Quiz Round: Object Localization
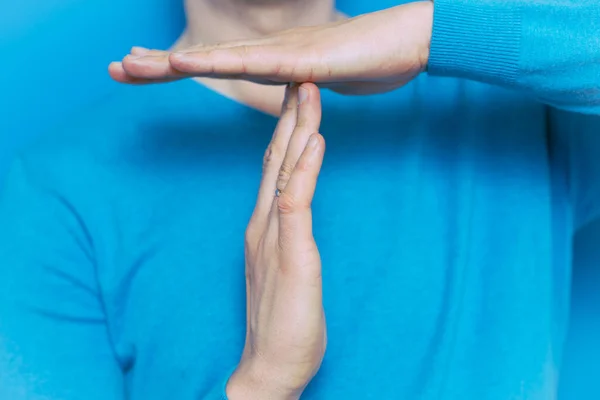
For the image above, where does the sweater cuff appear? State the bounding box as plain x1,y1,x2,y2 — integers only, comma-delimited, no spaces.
427,0,522,86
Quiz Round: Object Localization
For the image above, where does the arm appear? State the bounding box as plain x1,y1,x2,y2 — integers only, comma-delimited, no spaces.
428,0,600,115
109,0,599,114
0,155,124,399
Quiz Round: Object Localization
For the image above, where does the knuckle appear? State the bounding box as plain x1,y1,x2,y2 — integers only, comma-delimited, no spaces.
277,161,294,185
277,192,297,214
277,191,309,215
262,144,283,172
262,145,274,171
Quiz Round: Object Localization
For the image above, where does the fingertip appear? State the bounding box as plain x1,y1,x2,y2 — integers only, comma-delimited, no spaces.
312,133,325,148
121,54,181,80
108,61,121,72
295,133,325,175
108,62,128,82
307,132,319,145
298,85,309,106
300,82,320,98
130,46,150,56
307,133,325,157
304,134,326,175
296,84,322,130
132,47,168,57
108,61,157,85
298,83,321,108
300,82,319,91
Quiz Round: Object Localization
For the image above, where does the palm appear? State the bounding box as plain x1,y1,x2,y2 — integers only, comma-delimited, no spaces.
246,238,325,386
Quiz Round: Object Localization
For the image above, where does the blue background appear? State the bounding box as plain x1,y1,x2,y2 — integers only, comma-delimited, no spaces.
0,0,597,398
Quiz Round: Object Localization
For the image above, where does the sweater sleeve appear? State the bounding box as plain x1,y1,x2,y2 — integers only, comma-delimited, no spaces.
427,0,600,115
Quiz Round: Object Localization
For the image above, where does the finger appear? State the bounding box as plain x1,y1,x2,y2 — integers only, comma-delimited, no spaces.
251,84,299,227
108,62,180,85
109,60,285,86
130,47,168,57
114,39,267,81
277,133,325,245
121,53,275,82
276,83,321,192
109,47,170,84
121,54,189,80
168,44,299,82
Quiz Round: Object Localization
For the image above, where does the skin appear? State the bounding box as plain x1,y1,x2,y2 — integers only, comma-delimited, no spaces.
229,83,326,400
109,2,433,97
107,1,433,396
109,0,342,115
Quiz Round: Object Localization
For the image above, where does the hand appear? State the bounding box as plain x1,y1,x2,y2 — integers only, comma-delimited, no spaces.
226,83,326,400
109,1,433,94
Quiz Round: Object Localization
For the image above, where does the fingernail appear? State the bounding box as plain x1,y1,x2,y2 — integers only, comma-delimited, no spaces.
307,134,319,149
171,52,189,60
298,86,308,106
131,46,150,55
126,55,141,61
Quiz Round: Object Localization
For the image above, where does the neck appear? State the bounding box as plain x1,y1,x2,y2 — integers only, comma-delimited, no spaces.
176,0,340,116
181,0,338,46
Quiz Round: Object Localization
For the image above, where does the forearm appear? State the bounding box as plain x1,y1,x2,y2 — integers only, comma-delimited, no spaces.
427,0,600,114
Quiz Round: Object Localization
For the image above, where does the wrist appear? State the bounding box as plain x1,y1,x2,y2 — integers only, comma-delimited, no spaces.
415,0,434,72
392,0,433,73
226,362,302,400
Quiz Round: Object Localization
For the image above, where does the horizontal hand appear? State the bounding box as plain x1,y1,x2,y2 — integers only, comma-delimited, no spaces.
109,1,433,95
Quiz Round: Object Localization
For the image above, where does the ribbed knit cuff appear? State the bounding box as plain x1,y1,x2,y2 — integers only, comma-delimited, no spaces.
427,0,522,86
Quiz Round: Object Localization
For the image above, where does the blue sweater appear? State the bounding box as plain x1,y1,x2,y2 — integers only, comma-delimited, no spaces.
1,1,599,399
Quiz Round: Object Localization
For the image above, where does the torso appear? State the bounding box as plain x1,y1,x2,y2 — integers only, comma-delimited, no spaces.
45,76,571,399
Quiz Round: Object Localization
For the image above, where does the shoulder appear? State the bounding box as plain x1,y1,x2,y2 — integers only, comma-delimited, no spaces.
9,80,232,195
2,79,277,217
